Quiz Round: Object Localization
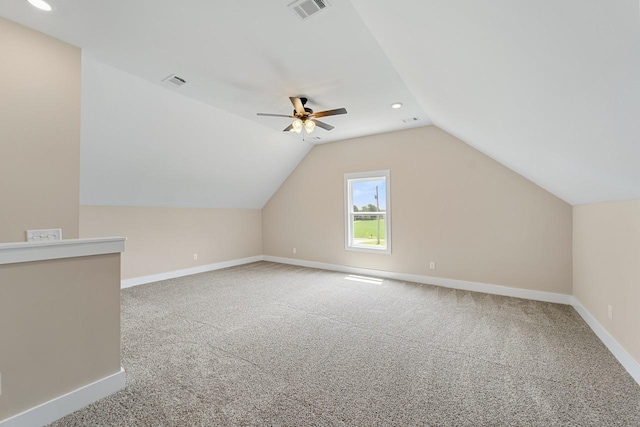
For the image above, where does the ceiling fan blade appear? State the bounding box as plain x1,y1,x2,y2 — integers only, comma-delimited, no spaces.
312,119,334,131
310,108,347,118
290,97,305,115
283,124,294,132
257,113,295,118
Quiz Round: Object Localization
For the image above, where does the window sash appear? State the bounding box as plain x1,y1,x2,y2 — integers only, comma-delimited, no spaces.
350,212,385,216
344,170,391,254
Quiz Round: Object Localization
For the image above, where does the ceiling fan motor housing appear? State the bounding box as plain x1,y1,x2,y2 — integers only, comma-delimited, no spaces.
293,97,313,116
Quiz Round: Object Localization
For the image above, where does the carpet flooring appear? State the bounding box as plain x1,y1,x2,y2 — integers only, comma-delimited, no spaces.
51,261,640,426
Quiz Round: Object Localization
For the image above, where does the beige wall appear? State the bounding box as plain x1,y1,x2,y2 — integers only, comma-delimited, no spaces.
80,206,262,279
0,254,122,420
263,126,573,294
0,17,81,243
573,200,640,364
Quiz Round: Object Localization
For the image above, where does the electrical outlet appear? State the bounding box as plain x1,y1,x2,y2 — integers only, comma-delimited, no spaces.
429,261,436,270
608,305,613,320
26,228,62,242
293,248,297,254
193,254,198,261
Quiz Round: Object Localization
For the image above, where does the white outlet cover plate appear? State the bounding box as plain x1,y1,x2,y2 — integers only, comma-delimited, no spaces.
26,228,63,242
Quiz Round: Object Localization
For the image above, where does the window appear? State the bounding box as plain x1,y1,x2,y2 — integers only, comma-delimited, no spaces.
344,170,391,253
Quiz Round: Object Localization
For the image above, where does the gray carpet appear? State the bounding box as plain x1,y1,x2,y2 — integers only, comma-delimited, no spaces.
51,261,640,426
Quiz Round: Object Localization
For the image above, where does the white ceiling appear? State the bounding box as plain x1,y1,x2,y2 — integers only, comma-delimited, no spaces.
0,0,429,145
350,0,640,205
79,57,311,209
1,0,639,206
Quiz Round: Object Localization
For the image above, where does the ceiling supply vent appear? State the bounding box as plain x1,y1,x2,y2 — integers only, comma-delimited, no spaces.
288,0,330,20
402,117,420,123
161,74,187,88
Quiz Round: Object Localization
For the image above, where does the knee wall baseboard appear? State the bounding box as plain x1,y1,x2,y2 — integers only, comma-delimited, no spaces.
120,256,264,289
571,298,640,386
262,255,572,304
0,368,125,427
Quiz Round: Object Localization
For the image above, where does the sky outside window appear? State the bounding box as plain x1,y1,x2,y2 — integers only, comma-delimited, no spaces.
352,179,386,211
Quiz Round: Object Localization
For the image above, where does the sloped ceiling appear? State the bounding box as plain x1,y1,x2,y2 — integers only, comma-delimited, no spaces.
79,58,311,209
1,0,639,207
350,0,640,205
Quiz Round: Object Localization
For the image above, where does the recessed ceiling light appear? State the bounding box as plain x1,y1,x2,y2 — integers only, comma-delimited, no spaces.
391,102,403,109
27,0,52,11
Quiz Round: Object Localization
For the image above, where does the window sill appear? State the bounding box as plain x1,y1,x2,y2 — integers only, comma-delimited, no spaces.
345,245,391,255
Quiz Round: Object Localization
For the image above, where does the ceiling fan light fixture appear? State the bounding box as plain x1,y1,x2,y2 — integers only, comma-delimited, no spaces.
304,119,316,133
258,97,346,134
292,118,303,134
27,0,52,11
391,102,403,109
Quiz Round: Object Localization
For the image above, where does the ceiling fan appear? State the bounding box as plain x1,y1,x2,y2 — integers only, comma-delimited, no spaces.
257,97,347,134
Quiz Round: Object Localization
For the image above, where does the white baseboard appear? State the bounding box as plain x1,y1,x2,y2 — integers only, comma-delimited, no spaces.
571,298,640,385
121,256,263,289
0,368,125,427
262,256,572,305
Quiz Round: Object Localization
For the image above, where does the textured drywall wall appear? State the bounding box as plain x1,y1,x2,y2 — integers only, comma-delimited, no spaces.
573,200,640,364
0,17,80,243
0,254,121,420
80,206,262,279
263,126,573,294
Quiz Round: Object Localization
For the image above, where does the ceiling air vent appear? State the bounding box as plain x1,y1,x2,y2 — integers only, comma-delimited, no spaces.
161,74,187,88
402,117,420,124
288,0,330,20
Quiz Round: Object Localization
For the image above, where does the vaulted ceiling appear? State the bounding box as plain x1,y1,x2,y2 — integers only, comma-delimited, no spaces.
1,0,638,207
350,0,640,205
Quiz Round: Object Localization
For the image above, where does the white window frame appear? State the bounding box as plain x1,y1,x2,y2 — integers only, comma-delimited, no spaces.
344,170,391,254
